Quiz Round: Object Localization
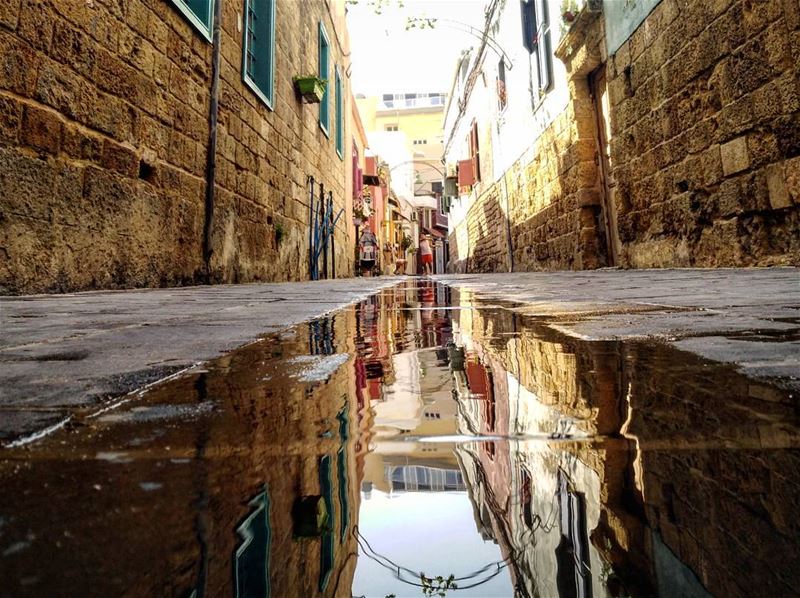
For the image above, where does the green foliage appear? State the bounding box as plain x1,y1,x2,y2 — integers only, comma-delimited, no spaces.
346,0,405,14
274,220,284,245
420,573,458,597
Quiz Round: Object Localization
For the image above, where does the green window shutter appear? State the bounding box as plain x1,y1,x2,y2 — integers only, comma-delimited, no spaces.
169,0,214,40
319,22,330,135
243,0,276,108
234,489,271,598
335,67,343,158
318,455,334,591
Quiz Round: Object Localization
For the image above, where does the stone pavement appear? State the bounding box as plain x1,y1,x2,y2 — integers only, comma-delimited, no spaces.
436,267,800,389
2,268,798,446
0,277,400,445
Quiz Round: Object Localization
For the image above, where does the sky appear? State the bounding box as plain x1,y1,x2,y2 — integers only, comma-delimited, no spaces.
352,490,514,597
346,0,489,96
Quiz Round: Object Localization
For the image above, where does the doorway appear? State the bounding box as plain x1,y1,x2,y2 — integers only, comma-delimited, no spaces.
590,66,621,266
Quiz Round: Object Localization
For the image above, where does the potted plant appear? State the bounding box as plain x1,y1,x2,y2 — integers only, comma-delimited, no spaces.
353,205,366,226
400,234,413,254
293,75,327,103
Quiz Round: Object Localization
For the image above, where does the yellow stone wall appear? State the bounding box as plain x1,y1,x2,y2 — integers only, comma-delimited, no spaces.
0,0,354,294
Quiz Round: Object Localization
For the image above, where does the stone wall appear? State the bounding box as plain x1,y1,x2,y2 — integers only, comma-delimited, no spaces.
449,105,608,272
0,0,353,294
448,0,800,272
608,0,800,267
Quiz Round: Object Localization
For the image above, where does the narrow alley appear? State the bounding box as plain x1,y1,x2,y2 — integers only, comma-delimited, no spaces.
1,0,799,596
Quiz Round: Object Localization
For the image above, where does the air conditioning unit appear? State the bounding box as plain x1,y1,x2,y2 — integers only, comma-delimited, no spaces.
410,212,418,222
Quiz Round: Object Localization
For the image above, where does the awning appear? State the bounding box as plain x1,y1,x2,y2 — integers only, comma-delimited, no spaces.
363,174,381,186
423,226,446,239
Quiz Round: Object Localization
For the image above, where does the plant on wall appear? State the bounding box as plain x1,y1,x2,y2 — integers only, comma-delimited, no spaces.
293,75,327,103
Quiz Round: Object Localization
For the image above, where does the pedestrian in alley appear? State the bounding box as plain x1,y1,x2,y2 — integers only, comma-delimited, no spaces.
419,234,434,275
358,228,378,276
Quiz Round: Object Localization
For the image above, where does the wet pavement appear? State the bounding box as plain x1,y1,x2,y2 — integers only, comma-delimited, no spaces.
1,281,799,597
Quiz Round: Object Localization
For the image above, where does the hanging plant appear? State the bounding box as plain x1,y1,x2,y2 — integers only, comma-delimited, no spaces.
293,75,327,103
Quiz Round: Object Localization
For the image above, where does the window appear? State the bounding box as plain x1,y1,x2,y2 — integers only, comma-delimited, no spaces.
385,124,398,131
336,407,349,543
460,56,470,85
521,0,552,93
168,0,214,40
497,58,507,111
335,66,343,158
319,455,335,591
413,139,428,145
468,120,481,182
234,489,271,598
242,0,275,109
318,22,330,136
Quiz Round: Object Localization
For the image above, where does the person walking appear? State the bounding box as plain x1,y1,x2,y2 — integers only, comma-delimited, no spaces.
358,228,378,276
419,234,434,275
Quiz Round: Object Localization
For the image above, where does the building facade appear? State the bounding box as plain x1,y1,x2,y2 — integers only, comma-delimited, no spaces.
1,0,356,294
444,0,800,273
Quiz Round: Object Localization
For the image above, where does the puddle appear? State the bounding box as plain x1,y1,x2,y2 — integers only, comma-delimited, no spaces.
0,281,798,597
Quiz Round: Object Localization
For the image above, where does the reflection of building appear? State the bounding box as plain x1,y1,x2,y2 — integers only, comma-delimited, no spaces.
356,281,460,495
451,297,800,598
0,313,363,598
385,464,466,493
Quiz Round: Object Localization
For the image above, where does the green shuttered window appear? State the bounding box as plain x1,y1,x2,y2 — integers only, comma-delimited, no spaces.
335,66,343,158
319,22,331,136
169,0,214,41
243,0,276,109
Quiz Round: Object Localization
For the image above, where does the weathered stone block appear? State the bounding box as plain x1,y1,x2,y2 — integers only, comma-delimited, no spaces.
773,113,800,158
785,156,800,204
0,95,21,142
721,136,751,175
747,131,781,168
52,20,96,78
119,27,157,77
784,0,800,30
62,125,103,161
86,93,136,141
0,0,21,30
0,32,40,95
766,162,792,209
34,58,94,122
101,140,138,177
21,104,61,154
17,0,53,51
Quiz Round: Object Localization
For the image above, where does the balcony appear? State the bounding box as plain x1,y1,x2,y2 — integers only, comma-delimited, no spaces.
379,93,447,111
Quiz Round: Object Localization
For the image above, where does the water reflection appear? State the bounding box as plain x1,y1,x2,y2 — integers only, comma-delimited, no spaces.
0,281,798,598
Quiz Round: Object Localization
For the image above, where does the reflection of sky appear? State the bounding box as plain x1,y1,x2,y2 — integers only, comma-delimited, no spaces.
352,490,513,597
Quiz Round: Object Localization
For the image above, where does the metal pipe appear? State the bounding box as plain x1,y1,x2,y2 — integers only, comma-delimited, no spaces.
202,0,223,281
315,182,325,280
323,193,330,280
308,176,315,278
330,193,336,279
